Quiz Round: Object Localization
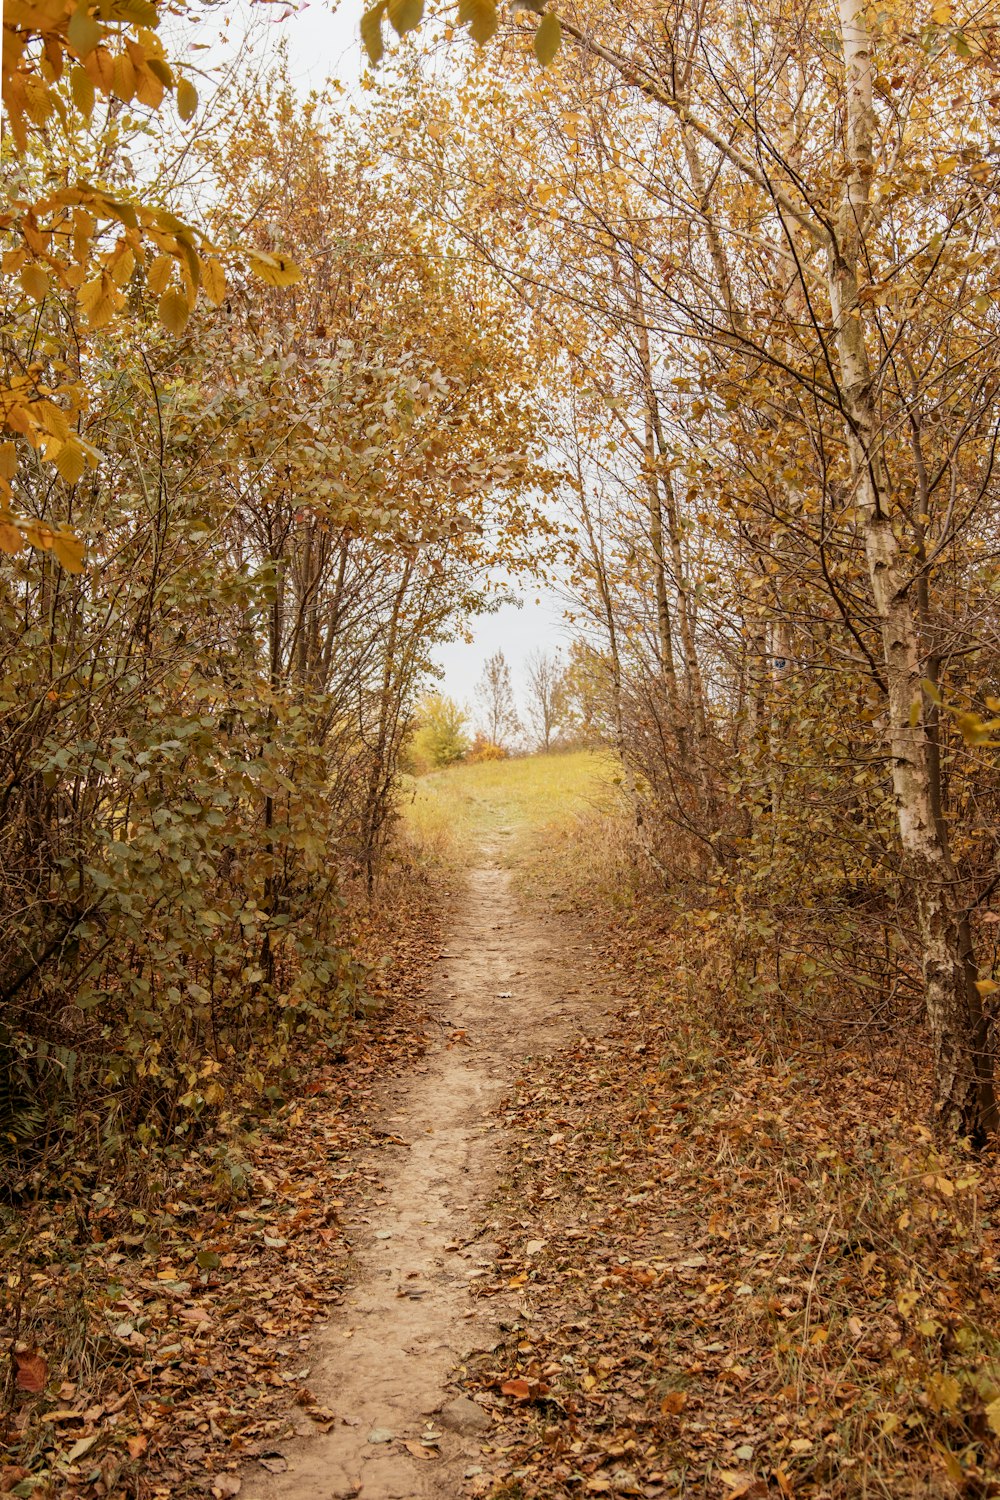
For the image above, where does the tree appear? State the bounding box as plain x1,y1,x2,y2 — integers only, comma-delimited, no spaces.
368,0,1000,1140
409,694,470,770
524,650,566,752
476,651,521,750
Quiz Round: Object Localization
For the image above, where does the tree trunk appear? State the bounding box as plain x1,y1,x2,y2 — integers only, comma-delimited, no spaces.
833,0,996,1141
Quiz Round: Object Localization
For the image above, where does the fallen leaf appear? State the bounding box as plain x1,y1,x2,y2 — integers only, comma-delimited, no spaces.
212,1477,242,1498
403,1439,440,1460
660,1390,687,1415
500,1378,532,1400
259,1453,288,1474
14,1351,47,1394
64,1433,100,1464
305,1405,338,1432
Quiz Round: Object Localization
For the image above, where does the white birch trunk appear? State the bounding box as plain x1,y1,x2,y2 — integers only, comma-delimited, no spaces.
833,0,995,1140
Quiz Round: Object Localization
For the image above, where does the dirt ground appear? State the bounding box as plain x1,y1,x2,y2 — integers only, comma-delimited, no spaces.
242,836,609,1500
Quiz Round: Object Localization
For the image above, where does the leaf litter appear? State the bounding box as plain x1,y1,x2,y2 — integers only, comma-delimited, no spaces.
0,878,446,1498
458,893,1000,1499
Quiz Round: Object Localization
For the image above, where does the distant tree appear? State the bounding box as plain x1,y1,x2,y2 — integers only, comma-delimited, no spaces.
561,640,614,747
476,651,521,749
409,693,469,770
524,650,567,752
467,732,507,763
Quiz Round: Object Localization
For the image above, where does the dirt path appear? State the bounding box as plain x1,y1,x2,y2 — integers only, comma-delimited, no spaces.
243,840,607,1500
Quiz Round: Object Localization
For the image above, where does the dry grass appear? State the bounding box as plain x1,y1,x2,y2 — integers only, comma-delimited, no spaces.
399,750,619,866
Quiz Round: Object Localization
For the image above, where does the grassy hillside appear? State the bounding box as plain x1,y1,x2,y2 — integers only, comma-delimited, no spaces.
400,750,617,863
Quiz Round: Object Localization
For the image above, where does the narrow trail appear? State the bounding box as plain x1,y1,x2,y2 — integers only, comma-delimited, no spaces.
244,836,608,1500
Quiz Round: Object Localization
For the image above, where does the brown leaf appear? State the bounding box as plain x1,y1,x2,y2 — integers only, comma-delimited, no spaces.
211,1478,242,1498
305,1405,338,1432
403,1439,440,1460
659,1389,687,1415
14,1350,47,1395
127,1434,148,1458
500,1378,532,1400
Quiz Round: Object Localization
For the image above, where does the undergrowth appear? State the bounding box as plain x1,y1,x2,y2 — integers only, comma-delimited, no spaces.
0,852,444,1498
461,791,1000,1499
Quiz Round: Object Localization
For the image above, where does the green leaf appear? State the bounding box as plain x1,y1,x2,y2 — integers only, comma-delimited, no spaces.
176,77,198,121
387,0,423,35
147,56,175,88
361,3,387,64
533,9,561,66
68,5,102,58
458,0,498,45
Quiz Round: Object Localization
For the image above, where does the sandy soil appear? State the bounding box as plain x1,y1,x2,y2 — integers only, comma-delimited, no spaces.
241,840,607,1500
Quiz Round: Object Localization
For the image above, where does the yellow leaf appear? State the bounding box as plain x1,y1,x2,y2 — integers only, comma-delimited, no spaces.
0,521,24,555
936,156,958,176
387,0,423,35
158,287,190,335
147,57,174,89
247,250,304,288
201,257,227,306
50,530,86,572
110,246,135,287
147,253,174,296
897,1288,920,1317
112,52,137,103
458,0,498,44
85,46,115,93
134,62,164,109
176,77,198,121
975,979,998,997
37,402,70,443
986,1396,1000,1435
925,1371,960,1413
78,275,118,329
361,4,386,65
70,65,96,117
0,444,17,482
53,441,86,486
20,263,49,302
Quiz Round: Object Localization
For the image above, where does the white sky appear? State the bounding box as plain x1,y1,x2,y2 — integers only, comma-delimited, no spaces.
434,588,573,730
200,3,572,723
